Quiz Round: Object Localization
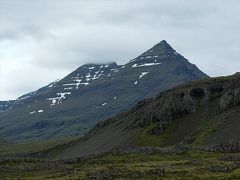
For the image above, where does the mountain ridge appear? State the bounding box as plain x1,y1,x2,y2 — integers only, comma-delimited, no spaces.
0,40,207,142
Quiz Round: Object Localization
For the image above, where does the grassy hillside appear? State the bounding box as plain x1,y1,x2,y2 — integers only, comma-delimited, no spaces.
57,73,240,159
0,137,79,159
136,107,240,147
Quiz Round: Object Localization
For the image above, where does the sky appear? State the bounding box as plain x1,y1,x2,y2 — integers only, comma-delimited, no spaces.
0,0,240,100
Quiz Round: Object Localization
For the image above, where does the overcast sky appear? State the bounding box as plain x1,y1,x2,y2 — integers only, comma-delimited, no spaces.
0,0,240,100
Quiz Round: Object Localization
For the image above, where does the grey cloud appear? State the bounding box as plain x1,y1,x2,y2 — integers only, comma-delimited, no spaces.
0,0,240,99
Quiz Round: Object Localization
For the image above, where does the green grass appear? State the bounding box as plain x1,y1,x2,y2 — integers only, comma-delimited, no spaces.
0,151,240,179
0,136,79,158
192,112,227,146
135,110,234,148
136,120,178,147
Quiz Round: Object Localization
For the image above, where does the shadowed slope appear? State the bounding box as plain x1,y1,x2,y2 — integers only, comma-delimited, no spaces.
59,73,240,159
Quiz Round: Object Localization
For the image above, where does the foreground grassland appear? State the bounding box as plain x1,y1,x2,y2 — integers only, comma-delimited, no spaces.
0,151,240,179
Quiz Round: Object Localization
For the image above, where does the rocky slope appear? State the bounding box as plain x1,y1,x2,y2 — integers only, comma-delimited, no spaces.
0,101,14,112
0,40,207,141
59,73,240,159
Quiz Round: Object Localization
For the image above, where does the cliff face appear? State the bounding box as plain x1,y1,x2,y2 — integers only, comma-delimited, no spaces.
59,73,240,159
132,73,240,133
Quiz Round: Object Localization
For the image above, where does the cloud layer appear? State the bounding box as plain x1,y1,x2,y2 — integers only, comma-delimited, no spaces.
0,0,240,99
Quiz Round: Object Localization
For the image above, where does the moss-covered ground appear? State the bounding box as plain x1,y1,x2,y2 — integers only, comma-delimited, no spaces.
0,151,240,179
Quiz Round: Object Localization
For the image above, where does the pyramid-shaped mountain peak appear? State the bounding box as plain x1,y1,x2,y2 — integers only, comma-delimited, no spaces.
129,40,181,64
145,40,176,55
154,40,174,50
0,38,207,141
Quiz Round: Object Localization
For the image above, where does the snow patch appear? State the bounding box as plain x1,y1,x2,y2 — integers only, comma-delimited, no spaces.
132,62,161,68
146,56,152,58
111,69,119,72
57,92,71,101
80,82,89,85
17,95,30,101
129,58,137,62
48,92,71,106
139,72,148,78
48,98,58,106
0,104,9,107
64,87,73,90
63,79,89,89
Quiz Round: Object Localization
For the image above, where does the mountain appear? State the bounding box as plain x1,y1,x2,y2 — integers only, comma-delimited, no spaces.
0,101,14,112
58,73,240,159
0,40,207,141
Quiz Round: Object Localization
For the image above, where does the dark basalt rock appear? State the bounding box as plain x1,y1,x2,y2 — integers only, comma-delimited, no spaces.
220,89,240,111
130,75,240,137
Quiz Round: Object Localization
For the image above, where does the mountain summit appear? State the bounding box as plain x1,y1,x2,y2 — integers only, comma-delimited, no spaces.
144,40,177,55
129,40,182,66
0,41,207,141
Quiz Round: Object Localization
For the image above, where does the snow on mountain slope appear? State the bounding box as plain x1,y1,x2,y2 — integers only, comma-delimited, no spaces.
0,40,208,141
